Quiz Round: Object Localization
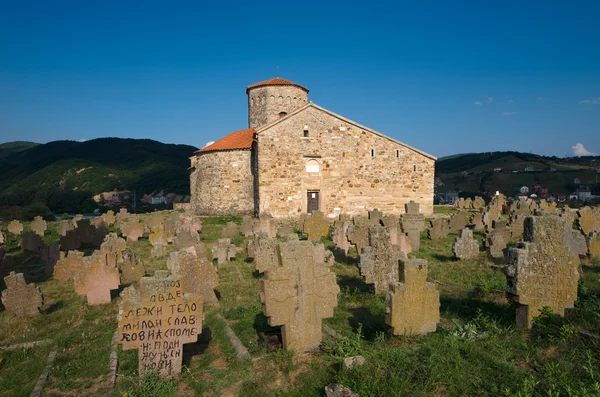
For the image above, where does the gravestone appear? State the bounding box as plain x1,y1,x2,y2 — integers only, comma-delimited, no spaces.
381,214,400,244
121,221,145,243
93,216,107,230
149,225,168,258
176,213,202,235
509,214,525,240
40,243,60,277
1,272,44,317
100,233,127,267
116,208,129,224
482,208,501,230
485,220,511,258
471,212,484,231
102,210,116,226
7,220,23,235
368,209,383,225
145,213,163,232
120,253,146,284
472,196,486,210
385,258,439,335
490,193,506,213
359,224,406,294
221,222,241,239
253,213,277,238
452,228,480,260
253,233,280,273
76,219,96,244
577,206,600,236
74,254,120,305
448,211,469,234
539,200,556,214
276,223,294,238
302,211,329,241
331,220,351,255
240,216,254,237
71,214,84,227
167,247,218,305
118,270,203,379
427,218,449,240
505,216,580,328
212,238,236,264
401,201,425,250
557,206,575,227
57,220,75,236
588,231,600,260
21,232,43,253
260,240,339,352
30,216,47,237
173,229,199,251
59,229,81,251
565,228,587,257
54,251,85,281
347,215,370,254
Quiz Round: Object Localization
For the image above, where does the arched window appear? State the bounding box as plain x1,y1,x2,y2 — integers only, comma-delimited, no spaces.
278,95,283,105
306,159,320,173
279,111,287,118
251,97,255,107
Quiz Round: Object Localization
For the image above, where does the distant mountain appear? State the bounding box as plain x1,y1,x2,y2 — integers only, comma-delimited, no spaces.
435,151,600,196
0,138,197,210
0,141,40,158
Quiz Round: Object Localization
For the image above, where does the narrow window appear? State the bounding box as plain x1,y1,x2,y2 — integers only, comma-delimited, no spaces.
303,125,309,137
370,149,375,157
396,150,399,158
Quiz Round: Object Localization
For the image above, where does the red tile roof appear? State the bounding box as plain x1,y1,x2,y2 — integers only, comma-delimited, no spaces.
196,128,255,153
246,77,309,93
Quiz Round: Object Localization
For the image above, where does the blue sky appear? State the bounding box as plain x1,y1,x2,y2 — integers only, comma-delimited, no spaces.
1,1,599,158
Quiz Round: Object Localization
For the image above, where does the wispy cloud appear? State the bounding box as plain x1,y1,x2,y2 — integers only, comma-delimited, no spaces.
78,138,87,142
507,99,514,103
579,97,600,105
473,101,482,105
485,97,494,104
473,97,493,105
202,141,215,148
502,112,516,116
572,143,597,156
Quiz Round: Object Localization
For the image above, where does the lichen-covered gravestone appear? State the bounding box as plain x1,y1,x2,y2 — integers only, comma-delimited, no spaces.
302,211,329,241
7,220,23,235
253,213,277,238
485,220,511,258
102,210,116,226
359,224,406,294
385,258,439,335
472,196,486,210
30,216,47,237
253,232,280,273
118,270,203,379
401,201,425,250
1,272,44,317
57,220,75,236
120,253,146,284
427,218,449,240
100,233,127,267
211,238,236,264
505,216,580,328
509,214,525,240
448,211,469,234
260,240,339,352
276,222,294,238
577,206,600,236
588,231,600,260
149,225,168,258
331,220,352,255
347,215,370,254
53,250,85,281
74,254,120,305
167,247,218,304
121,221,145,243
221,222,241,239
471,212,484,231
452,228,480,260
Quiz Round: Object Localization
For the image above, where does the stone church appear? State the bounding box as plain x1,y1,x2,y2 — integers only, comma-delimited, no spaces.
189,77,436,218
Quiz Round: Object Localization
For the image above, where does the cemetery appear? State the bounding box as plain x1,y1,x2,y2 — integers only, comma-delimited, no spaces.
0,201,599,396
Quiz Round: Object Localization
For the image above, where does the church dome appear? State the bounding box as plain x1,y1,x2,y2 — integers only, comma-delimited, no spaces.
246,77,309,94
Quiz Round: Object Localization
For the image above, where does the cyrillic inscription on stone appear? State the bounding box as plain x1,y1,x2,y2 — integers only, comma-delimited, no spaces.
167,248,218,304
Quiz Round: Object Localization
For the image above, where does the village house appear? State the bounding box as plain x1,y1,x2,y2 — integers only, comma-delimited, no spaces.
520,186,529,194
188,77,436,218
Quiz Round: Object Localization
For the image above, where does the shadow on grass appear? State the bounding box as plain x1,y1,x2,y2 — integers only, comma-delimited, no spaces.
432,253,456,262
337,275,374,294
253,312,278,335
441,297,515,326
333,250,358,266
582,264,600,274
44,301,66,314
348,306,387,340
182,327,212,367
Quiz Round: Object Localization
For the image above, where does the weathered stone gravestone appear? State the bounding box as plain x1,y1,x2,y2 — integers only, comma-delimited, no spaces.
100,233,127,267
452,228,480,260
385,258,439,335
482,208,501,230
276,223,294,238
588,231,600,260
577,206,600,236
54,251,85,281
115,208,128,224
59,229,81,251
253,213,277,238
490,193,506,213
253,233,280,273
7,220,23,235
401,201,425,250
347,215,370,254
211,238,236,264
448,211,469,234
240,216,254,237
360,224,407,294
57,220,75,236
173,229,200,251
471,212,484,231
565,227,587,258
76,219,96,244
539,200,556,214
331,220,352,255
368,208,383,225
30,216,47,237
149,225,168,258
74,254,120,305
118,270,203,379
485,220,511,258
260,240,339,352
427,218,449,240
472,196,485,210
1,272,44,317
120,253,146,284
302,211,329,241
121,221,145,243
176,213,202,235
557,206,575,227
506,216,580,328
509,214,525,240
102,210,116,226
71,214,84,227
221,222,241,239
145,212,163,232
21,231,43,253
167,248,218,305
40,243,60,277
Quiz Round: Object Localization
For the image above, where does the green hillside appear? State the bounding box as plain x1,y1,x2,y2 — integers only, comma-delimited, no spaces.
0,138,197,211
436,151,600,196
0,141,40,158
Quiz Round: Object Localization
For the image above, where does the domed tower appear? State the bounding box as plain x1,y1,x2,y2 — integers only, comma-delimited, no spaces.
246,77,309,129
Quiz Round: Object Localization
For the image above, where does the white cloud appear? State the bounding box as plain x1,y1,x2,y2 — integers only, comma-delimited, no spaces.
572,143,597,156
78,138,87,142
202,141,215,148
502,112,516,116
579,97,600,105
473,101,482,105
485,97,494,104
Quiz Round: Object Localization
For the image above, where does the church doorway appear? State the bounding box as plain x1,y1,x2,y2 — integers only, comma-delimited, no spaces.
307,191,320,213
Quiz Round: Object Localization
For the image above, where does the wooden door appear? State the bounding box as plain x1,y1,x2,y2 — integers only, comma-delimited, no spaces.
307,191,319,213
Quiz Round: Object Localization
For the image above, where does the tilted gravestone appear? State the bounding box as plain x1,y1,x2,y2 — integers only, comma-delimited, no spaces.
120,253,146,284
471,212,484,232
100,233,127,267
74,253,120,305
588,231,600,260
7,220,23,235
452,228,480,260
347,215,370,254
385,258,439,335
505,216,580,328
30,216,47,237
1,272,44,317
485,220,511,258
121,221,145,243
260,240,339,352
211,238,236,264
359,224,407,294
221,221,241,239
302,211,330,241
427,218,449,240
54,250,85,282
448,211,469,234
102,210,116,226
167,247,218,305
482,208,501,230
331,220,352,255
577,206,600,236
76,219,96,244
240,216,254,237
57,220,75,236
401,201,425,250
118,270,203,379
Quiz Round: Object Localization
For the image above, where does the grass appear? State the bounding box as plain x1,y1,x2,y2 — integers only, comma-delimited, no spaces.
1,213,599,396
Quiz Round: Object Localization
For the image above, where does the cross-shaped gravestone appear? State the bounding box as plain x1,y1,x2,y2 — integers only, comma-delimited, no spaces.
331,219,351,256
385,258,439,335
260,240,339,352
120,253,146,284
102,210,116,226
347,215,370,254
177,213,202,235
471,212,484,231
116,208,128,224
359,224,407,294
381,214,400,243
577,206,600,236
57,220,75,236
485,220,510,258
221,222,241,239
73,253,120,305
483,208,501,230
565,227,587,257
506,215,580,328
558,207,575,227
149,225,168,258
253,232,280,273
100,233,127,267
509,214,525,240
41,242,60,277
302,211,329,241
368,209,383,225
30,216,47,237
241,216,254,237
539,200,556,214
276,223,294,238
7,220,23,235
472,196,486,210
1,272,44,317
54,251,85,281
211,238,236,264
449,211,469,234
401,201,425,250
490,193,506,212
121,221,144,242
427,218,449,240
76,219,96,244
173,229,199,251
452,228,480,260
167,247,218,305
118,270,203,379
145,213,163,232
253,213,277,238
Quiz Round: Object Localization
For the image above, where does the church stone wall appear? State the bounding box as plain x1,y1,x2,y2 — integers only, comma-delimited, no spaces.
256,106,435,218
191,150,254,215
247,86,308,129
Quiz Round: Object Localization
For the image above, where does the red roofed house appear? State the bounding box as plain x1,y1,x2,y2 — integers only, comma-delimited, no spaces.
188,77,436,218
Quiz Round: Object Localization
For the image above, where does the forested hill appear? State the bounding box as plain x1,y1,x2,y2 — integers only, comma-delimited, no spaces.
0,138,198,208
